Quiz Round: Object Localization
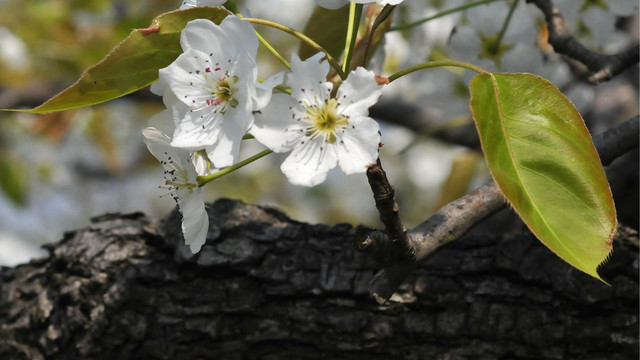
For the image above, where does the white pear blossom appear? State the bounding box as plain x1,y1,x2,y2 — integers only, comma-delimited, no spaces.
250,53,384,187
554,0,638,50
316,0,403,10
449,2,542,73
158,16,282,168
143,111,210,254
179,0,226,9
143,127,209,254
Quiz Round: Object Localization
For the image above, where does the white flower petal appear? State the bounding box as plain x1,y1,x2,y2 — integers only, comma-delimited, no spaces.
178,187,208,253
160,49,218,107
150,77,168,96
206,116,244,167
180,17,258,65
251,93,305,153
192,150,218,176
231,69,255,113
148,109,176,136
336,67,384,117
281,138,338,187
217,15,259,57
337,116,380,174
288,53,333,105
170,102,224,149
143,127,191,172
161,87,180,109
254,71,285,110
179,0,226,10
181,19,231,55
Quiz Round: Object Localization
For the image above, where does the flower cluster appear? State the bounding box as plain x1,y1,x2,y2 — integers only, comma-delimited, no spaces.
144,4,387,253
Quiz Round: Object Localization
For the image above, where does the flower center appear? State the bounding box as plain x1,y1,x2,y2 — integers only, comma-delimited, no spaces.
159,153,197,202
304,98,349,144
204,71,239,114
478,33,514,68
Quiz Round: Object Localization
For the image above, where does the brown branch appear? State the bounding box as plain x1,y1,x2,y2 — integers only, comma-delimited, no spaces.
527,0,639,84
360,159,413,264
2,199,637,358
360,116,639,303
592,115,639,166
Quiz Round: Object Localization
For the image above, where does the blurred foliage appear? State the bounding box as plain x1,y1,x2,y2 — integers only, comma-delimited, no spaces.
0,0,180,85
0,0,179,210
299,5,349,60
0,156,27,206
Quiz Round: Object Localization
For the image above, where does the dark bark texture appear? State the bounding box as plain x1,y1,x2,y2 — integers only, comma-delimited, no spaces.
0,199,638,360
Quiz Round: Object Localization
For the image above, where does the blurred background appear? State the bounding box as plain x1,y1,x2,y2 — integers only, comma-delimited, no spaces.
0,0,637,266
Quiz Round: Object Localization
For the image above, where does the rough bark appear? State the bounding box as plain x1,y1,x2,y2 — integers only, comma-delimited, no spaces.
0,199,637,360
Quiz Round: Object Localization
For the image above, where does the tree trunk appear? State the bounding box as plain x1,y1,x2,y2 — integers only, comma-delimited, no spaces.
1,199,637,360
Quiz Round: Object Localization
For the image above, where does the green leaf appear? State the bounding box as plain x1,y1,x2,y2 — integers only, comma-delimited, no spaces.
469,72,616,281
299,5,350,60
0,156,27,206
8,7,229,114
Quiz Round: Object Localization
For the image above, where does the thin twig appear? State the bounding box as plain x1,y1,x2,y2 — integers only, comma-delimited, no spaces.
362,159,414,263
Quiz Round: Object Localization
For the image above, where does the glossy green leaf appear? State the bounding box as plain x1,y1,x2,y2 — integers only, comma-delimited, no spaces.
299,5,349,60
469,72,616,280
8,7,229,113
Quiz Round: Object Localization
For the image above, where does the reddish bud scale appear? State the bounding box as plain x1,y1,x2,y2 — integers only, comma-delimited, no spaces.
138,25,160,36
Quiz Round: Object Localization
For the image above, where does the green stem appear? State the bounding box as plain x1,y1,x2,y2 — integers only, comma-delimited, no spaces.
388,60,489,83
245,17,347,80
197,149,272,187
489,0,518,54
233,12,290,70
389,0,504,32
343,3,363,73
256,31,290,69
257,78,290,94
275,84,292,94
